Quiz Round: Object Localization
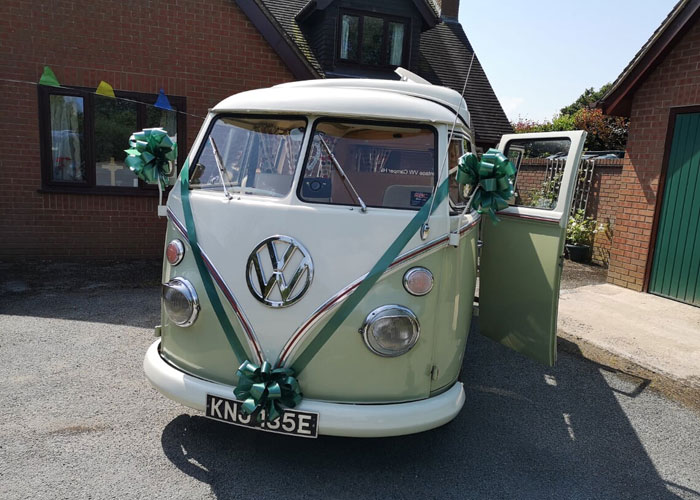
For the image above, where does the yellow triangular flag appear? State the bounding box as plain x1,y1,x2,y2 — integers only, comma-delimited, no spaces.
96,80,115,98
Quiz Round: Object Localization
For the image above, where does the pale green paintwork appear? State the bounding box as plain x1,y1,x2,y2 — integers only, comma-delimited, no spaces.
429,225,478,393
479,216,565,366
292,228,477,402
160,223,258,385
160,220,479,403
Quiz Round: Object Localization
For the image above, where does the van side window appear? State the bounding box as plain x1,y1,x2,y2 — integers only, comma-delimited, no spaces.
447,135,469,211
190,116,307,198
299,120,436,210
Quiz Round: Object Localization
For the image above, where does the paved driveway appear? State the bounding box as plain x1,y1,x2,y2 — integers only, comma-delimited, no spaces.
1,279,699,499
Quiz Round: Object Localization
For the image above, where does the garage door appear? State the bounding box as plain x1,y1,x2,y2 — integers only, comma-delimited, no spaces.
649,111,700,306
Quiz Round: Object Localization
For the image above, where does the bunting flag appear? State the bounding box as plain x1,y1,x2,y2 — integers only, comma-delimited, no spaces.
96,81,116,98
38,66,60,87
154,88,173,111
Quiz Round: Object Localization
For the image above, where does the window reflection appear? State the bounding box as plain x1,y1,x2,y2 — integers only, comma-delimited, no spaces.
95,96,138,187
505,138,572,210
338,12,407,67
49,95,85,183
191,117,306,198
300,120,435,210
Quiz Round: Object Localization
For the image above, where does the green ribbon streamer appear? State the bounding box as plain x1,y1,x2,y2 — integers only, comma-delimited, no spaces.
180,159,301,421
180,159,250,365
125,128,177,189
234,360,303,422
289,179,449,374
456,148,516,222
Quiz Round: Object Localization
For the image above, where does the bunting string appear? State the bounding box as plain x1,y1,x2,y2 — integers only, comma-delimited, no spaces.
0,76,206,122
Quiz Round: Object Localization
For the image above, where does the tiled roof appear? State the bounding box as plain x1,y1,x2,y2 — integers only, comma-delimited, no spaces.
418,20,513,145
258,0,324,76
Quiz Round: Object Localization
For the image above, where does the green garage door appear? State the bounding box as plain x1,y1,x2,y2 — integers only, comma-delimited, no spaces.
649,112,700,306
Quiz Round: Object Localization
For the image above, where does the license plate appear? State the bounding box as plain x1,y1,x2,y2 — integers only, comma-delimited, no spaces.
205,394,319,438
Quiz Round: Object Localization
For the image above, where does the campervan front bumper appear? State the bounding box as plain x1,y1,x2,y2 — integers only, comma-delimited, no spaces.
144,340,465,438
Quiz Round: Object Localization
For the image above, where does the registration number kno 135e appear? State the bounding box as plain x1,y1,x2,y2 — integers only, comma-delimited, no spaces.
205,394,319,438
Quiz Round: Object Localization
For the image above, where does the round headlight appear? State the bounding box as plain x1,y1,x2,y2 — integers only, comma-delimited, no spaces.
162,278,199,327
166,239,185,266
361,305,420,357
403,267,434,296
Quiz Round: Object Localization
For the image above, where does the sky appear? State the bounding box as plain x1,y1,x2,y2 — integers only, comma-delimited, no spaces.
460,0,680,123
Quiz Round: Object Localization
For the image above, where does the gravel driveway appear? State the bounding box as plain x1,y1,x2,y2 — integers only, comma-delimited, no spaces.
1,263,699,499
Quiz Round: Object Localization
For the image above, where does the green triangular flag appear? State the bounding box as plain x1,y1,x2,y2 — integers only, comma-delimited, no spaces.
39,66,60,87
96,80,115,98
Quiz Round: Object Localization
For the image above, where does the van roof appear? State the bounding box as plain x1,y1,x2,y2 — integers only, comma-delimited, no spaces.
212,78,470,128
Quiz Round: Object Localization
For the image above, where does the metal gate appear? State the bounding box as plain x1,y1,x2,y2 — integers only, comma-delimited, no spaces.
649,112,700,306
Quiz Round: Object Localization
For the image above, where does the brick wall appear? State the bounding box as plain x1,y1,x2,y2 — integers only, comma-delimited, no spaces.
607,20,700,291
0,0,294,259
515,158,624,266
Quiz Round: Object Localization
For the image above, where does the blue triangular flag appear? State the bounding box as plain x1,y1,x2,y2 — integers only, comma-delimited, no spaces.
154,89,173,111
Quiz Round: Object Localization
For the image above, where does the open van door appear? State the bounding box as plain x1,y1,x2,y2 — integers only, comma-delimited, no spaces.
478,131,586,366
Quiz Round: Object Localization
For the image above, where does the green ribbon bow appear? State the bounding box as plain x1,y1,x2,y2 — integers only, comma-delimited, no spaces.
124,128,177,188
233,360,303,422
456,148,516,222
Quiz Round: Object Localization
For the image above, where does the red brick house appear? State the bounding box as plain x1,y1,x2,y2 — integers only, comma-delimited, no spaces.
600,0,700,306
0,0,511,260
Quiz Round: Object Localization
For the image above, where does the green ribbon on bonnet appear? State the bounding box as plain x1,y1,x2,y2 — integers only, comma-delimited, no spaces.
179,159,301,423
124,128,177,188
456,148,516,222
234,360,303,423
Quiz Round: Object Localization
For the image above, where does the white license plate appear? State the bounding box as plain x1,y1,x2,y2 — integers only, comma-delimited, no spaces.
205,394,319,438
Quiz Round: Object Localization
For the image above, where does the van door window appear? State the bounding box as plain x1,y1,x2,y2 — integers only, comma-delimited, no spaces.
190,116,307,198
505,138,572,209
299,120,436,210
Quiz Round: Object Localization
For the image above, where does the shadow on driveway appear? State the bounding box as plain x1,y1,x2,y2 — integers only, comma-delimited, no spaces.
0,260,161,328
160,326,683,500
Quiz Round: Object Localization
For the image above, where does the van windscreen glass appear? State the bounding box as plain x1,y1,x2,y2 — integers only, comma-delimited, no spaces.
299,120,436,210
190,116,307,198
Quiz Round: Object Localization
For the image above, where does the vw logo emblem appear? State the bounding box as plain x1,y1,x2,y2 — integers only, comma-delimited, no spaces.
246,236,314,308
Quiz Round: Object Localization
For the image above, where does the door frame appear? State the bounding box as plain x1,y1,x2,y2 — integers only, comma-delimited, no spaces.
643,105,700,292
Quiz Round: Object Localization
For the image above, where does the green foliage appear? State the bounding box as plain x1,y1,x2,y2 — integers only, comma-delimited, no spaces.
560,83,612,116
566,209,598,246
511,84,628,151
529,172,561,209
511,114,573,134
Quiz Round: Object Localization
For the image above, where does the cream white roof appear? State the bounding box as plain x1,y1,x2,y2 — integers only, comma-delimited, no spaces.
212,79,470,128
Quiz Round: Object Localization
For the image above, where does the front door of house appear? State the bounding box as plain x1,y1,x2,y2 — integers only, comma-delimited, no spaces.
649,111,700,306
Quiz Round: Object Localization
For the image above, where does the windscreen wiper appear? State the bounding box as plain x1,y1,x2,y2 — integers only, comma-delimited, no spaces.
318,136,367,213
209,136,233,200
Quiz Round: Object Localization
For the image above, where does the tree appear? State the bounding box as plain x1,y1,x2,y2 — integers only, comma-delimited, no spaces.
511,84,628,151
559,83,613,116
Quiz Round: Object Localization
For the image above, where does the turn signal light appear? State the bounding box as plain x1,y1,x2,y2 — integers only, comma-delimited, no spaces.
166,239,185,265
403,267,434,296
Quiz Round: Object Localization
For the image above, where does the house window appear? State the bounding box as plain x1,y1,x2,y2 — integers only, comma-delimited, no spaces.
38,86,185,194
338,12,408,68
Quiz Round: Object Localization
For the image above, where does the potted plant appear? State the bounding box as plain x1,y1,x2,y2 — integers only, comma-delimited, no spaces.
566,209,598,262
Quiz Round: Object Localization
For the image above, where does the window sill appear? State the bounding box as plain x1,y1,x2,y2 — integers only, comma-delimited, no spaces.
38,185,165,197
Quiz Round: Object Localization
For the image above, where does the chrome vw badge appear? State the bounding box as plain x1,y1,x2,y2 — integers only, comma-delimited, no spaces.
246,236,314,308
